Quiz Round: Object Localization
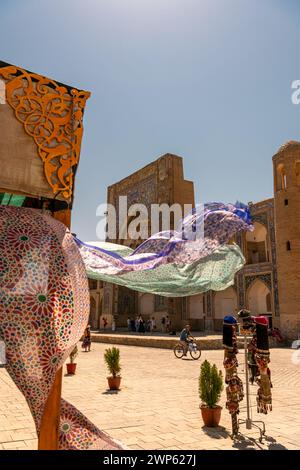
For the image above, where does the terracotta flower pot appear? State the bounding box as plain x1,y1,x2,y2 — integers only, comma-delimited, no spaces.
107,376,121,390
200,405,222,427
66,363,77,375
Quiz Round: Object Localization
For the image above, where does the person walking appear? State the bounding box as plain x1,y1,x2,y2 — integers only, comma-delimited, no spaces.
130,317,136,332
102,316,108,331
127,317,131,332
135,316,139,333
138,315,145,334
150,316,156,333
82,325,91,352
161,316,166,333
166,316,171,333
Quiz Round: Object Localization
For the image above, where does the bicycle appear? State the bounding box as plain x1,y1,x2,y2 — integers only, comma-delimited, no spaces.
173,340,201,360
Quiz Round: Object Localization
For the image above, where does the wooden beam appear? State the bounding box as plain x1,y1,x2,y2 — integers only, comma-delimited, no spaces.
38,367,62,450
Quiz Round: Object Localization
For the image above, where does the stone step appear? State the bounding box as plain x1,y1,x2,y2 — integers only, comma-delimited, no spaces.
89,332,283,350
90,332,224,350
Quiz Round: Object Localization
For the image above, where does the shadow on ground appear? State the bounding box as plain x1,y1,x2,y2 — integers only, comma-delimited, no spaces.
231,433,288,450
102,389,121,395
202,426,230,439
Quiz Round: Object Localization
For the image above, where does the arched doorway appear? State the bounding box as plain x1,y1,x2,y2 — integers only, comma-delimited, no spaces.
214,287,237,331
246,222,268,264
247,279,272,320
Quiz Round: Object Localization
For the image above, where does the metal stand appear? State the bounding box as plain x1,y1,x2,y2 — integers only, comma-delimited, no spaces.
236,335,266,443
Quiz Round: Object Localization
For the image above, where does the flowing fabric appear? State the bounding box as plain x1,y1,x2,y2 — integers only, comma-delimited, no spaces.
0,206,122,450
0,202,252,450
85,243,245,296
78,202,253,293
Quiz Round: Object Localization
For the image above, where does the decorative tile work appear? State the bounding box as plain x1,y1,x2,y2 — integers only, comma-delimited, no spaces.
237,273,245,309
235,201,279,318
245,273,272,291
127,175,157,209
0,206,121,450
252,213,268,227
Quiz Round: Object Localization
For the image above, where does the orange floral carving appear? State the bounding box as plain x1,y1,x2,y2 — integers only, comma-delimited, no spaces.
0,65,90,200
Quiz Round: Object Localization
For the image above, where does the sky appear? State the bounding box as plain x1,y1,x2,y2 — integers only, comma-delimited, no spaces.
1,0,300,240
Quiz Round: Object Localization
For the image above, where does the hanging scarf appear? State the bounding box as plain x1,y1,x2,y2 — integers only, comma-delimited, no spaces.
223,317,244,436
78,202,253,295
77,202,253,276
254,319,272,414
247,334,259,385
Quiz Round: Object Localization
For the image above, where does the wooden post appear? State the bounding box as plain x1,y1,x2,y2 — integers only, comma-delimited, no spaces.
38,368,62,450
38,209,71,450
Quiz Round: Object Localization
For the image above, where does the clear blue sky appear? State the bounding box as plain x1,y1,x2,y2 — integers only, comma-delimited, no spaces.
1,0,300,240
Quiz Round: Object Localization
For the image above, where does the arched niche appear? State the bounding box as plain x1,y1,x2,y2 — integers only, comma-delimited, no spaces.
247,279,272,316
276,163,287,191
246,221,268,264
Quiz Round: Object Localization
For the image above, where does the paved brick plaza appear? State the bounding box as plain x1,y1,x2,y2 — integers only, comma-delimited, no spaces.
0,343,299,450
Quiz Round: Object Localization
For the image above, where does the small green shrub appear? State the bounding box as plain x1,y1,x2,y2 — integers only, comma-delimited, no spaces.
69,345,78,364
104,347,121,378
199,359,223,408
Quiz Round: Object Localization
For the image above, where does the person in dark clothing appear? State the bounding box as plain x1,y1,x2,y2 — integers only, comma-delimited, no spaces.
130,318,136,332
138,315,145,333
82,325,91,352
161,316,166,333
179,324,194,356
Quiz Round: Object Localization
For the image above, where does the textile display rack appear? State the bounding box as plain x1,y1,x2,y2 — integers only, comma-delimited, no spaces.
234,333,266,443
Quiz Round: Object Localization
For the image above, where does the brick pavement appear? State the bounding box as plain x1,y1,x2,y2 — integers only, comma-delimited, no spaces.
0,344,299,450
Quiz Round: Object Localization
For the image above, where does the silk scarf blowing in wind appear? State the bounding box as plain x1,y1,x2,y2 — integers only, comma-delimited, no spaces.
77,202,253,294
0,202,253,450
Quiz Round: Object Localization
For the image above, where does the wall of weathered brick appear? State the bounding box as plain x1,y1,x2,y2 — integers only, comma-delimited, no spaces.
273,141,300,339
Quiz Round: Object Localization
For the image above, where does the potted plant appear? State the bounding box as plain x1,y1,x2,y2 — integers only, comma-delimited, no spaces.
199,359,223,427
66,345,78,375
104,346,121,390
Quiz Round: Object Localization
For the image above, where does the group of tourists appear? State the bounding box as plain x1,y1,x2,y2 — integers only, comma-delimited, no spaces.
160,315,172,333
127,315,175,334
127,315,156,333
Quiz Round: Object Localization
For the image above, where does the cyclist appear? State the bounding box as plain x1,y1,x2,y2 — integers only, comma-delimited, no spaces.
179,324,194,356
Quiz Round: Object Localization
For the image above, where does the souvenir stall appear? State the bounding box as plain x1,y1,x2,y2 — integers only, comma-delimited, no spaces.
222,316,244,437
223,310,272,442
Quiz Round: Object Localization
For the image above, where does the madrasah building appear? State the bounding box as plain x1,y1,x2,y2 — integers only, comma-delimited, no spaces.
88,141,300,340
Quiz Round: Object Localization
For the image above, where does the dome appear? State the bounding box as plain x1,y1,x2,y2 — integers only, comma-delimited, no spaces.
273,140,300,159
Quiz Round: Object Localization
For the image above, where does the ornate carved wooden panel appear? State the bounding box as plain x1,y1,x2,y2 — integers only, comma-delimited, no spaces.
0,65,90,200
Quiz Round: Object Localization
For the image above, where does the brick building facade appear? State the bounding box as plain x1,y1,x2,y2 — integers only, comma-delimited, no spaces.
88,142,300,339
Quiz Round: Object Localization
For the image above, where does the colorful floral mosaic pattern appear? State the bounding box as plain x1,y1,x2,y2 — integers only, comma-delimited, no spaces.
0,206,121,450
60,399,122,450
